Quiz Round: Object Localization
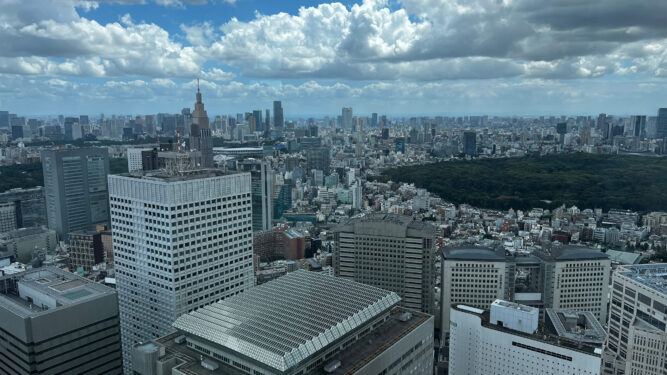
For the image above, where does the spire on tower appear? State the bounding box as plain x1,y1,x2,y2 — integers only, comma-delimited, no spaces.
197,78,200,93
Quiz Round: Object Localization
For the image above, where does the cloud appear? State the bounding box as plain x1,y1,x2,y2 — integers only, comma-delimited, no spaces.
180,22,215,45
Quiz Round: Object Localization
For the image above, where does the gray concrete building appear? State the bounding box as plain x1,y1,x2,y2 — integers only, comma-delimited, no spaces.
334,213,437,315
602,264,667,375
132,270,434,375
0,187,47,229
305,146,331,174
0,267,122,374
41,148,110,240
109,168,254,374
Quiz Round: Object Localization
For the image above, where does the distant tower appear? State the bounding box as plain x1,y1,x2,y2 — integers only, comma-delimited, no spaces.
342,107,353,130
463,131,477,156
190,79,213,167
656,108,667,139
273,101,284,130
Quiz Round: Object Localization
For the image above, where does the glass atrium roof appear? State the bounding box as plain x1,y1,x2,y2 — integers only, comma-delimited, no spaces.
173,270,400,372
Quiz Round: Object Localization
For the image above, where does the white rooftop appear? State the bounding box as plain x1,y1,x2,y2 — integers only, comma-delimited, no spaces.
173,270,400,372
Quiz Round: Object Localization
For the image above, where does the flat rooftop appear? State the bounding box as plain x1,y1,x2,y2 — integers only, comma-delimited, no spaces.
619,264,667,295
443,246,506,261
116,168,243,183
545,308,606,345
173,270,400,372
453,305,602,357
0,267,115,318
312,308,431,375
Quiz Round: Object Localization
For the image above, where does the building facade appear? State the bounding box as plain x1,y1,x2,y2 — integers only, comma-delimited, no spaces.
449,301,602,375
602,264,667,375
41,148,110,240
0,267,122,374
0,187,47,229
109,169,254,374
334,213,436,315
68,230,104,274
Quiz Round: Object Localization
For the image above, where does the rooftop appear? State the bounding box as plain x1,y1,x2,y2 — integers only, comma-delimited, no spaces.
618,264,667,295
443,246,506,261
538,245,610,261
0,267,115,318
154,308,431,375
453,305,602,357
172,270,400,373
336,213,437,237
545,308,606,346
116,168,242,183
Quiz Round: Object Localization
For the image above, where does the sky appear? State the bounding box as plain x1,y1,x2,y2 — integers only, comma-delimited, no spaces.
0,0,666,117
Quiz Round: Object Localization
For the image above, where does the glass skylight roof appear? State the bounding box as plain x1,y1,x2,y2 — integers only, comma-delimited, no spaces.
173,270,400,372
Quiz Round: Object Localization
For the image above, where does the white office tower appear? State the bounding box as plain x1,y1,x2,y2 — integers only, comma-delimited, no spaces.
449,300,603,375
127,148,152,172
602,264,667,375
108,169,254,375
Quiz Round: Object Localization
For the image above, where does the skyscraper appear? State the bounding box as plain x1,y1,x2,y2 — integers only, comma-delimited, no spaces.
463,131,477,156
40,148,110,240
0,187,46,228
238,159,273,232
265,108,270,132
252,109,263,132
602,264,667,375
342,107,353,130
656,108,667,139
0,267,122,374
0,111,9,128
334,213,437,314
108,169,254,374
189,82,213,167
630,115,646,137
273,100,284,130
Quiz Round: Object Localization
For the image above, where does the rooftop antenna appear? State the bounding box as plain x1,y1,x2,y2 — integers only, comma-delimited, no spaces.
197,78,200,93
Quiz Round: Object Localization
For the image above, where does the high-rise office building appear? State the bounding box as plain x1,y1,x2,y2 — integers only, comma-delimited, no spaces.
252,109,263,132
132,270,434,375
305,145,330,174
656,108,667,139
372,112,378,128
441,246,514,340
463,131,477,156
449,300,604,375
63,117,77,141
238,159,273,232
11,125,23,139
342,107,353,130
189,84,213,167
127,148,153,172
273,100,284,129
535,247,611,322
68,230,104,274
602,264,667,375
334,213,437,314
0,111,9,128
108,169,254,374
441,246,611,339
41,148,110,240
630,115,647,137
0,267,122,374
265,108,270,132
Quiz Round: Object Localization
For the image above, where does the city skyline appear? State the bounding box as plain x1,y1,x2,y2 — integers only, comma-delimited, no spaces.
0,0,666,115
